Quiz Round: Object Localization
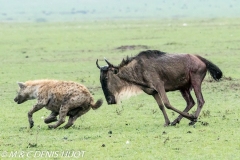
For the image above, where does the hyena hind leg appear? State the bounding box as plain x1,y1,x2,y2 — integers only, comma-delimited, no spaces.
48,105,69,129
64,116,75,129
44,112,58,124
64,107,91,129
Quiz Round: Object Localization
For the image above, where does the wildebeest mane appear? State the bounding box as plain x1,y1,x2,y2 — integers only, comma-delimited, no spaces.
118,50,167,68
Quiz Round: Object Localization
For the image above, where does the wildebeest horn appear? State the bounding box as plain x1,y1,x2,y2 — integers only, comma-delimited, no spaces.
104,58,113,67
104,58,118,68
96,59,101,69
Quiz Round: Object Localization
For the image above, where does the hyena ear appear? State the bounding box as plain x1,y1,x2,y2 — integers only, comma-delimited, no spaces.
17,82,26,89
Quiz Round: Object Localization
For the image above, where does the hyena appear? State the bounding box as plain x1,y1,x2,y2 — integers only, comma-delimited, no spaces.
14,79,103,129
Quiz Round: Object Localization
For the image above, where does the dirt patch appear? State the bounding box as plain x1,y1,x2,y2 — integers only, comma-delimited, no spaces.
200,121,209,126
228,82,240,90
164,42,184,45
115,45,149,51
205,76,233,83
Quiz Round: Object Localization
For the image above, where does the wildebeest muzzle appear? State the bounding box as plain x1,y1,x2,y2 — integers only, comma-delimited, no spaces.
106,95,116,104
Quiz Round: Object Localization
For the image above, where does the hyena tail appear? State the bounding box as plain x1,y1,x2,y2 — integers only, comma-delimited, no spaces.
90,99,103,110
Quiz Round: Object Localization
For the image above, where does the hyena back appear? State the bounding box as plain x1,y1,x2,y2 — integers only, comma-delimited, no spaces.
14,79,103,129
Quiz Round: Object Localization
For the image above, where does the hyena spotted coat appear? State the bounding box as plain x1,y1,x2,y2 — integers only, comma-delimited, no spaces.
14,79,103,129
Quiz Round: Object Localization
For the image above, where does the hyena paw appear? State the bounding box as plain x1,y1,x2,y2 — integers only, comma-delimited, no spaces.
63,124,72,129
48,125,57,129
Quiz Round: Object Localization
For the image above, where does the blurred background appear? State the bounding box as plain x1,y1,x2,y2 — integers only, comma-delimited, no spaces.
0,0,240,22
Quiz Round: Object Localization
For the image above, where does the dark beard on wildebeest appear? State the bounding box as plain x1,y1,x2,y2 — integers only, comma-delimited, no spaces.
98,66,117,104
96,50,222,126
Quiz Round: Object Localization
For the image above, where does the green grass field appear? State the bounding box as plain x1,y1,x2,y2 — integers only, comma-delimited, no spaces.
0,18,240,159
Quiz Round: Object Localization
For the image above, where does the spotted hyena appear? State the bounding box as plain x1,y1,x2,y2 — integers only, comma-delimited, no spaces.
14,79,103,129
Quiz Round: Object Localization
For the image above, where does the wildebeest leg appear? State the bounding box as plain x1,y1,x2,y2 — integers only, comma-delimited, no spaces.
152,94,170,126
189,69,206,125
48,105,69,129
44,112,58,124
28,104,44,128
190,83,205,125
156,85,196,121
171,89,195,125
64,107,91,129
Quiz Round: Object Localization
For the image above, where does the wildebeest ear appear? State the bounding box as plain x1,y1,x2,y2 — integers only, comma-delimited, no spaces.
17,82,26,89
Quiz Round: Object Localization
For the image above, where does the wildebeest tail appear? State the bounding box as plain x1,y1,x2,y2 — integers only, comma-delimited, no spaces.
196,55,222,81
90,99,103,110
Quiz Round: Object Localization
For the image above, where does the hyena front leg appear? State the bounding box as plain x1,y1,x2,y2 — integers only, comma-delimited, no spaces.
44,111,58,124
64,107,91,129
28,104,44,128
48,105,69,129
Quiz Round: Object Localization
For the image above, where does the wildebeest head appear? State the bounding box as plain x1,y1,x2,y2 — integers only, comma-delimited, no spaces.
14,82,33,104
96,59,121,104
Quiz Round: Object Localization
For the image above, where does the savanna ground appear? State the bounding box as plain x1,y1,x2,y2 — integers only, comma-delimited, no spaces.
0,18,240,159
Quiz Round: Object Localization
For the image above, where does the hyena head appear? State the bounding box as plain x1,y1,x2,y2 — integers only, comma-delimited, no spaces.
14,82,36,104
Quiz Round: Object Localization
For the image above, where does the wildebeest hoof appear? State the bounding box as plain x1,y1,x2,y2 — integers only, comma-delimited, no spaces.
164,123,170,127
29,122,34,128
171,119,180,126
189,119,197,126
171,121,178,126
190,114,196,119
188,114,197,121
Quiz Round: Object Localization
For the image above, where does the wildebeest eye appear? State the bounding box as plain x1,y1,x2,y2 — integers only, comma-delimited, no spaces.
113,69,119,74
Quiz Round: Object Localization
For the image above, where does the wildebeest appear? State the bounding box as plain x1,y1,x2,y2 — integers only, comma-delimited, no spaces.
96,50,222,126
14,80,103,129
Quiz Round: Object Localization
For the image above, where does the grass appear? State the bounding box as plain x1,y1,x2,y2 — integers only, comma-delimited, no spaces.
0,18,240,159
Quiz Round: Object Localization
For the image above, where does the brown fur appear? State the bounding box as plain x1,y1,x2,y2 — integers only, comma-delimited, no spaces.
14,79,103,129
